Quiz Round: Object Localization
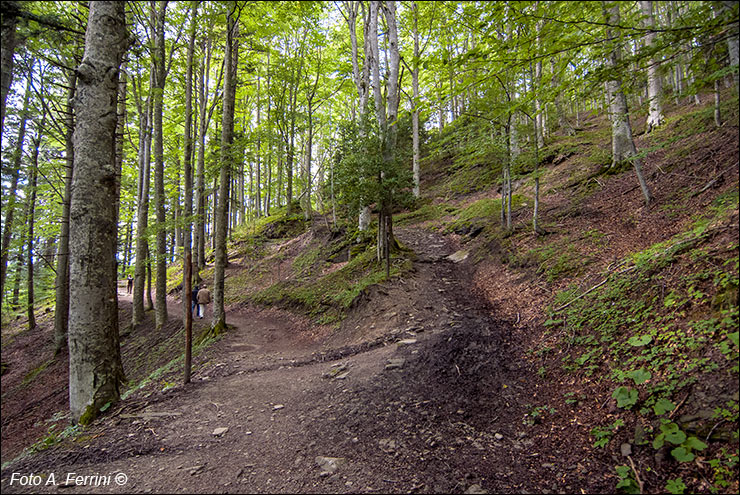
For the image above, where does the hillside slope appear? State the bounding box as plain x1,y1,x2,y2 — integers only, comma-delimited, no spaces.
1,90,738,494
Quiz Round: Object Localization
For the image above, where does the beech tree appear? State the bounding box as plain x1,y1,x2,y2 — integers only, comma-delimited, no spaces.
67,0,127,424
212,5,238,334
603,1,652,205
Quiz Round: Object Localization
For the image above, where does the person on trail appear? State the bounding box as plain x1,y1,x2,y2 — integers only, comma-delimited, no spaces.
126,275,133,294
191,285,200,317
197,284,211,319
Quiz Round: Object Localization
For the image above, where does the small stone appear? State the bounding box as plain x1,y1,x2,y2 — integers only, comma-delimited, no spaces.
464,484,488,494
397,338,418,346
494,433,504,440
212,427,229,437
385,358,406,370
448,250,469,263
315,456,345,475
273,404,285,411
620,443,632,457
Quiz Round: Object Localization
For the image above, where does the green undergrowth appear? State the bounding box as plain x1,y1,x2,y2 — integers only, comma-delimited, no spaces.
252,236,411,325
121,326,221,401
540,191,739,493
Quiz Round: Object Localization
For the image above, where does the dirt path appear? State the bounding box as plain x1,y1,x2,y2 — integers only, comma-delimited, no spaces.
1,228,609,494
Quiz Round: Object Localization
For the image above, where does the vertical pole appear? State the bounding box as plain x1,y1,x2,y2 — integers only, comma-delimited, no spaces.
184,250,192,383
385,215,390,278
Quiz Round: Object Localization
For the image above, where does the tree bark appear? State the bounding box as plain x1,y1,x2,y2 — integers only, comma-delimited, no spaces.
212,9,238,334
132,71,153,327
26,127,41,331
182,1,197,382
152,0,168,329
721,1,739,88
640,0,664,132
604,2,651,206
54,70,76,354
411,1,421,198
0,0,18,141
68,0,126,425
195,37,212,273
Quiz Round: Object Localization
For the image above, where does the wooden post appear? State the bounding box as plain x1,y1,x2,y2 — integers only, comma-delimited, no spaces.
184,251,192,384
385,215,390,278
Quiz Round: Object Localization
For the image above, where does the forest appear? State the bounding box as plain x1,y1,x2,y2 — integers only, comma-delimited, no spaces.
1,1,739,494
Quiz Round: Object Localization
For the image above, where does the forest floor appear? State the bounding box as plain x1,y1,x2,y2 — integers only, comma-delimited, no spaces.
1,224,615,494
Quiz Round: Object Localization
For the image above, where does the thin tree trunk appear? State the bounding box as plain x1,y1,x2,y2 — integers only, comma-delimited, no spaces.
152,0,168,329
255,72,262,218
132,75,153,327
27,132,41,331
12,235,24,309
212,10,237,334
183,1,197,381
714,79,722,127
68,0,126,424
411,1,421,198
194,39,209,273
54,70,76,354
0,63,32,308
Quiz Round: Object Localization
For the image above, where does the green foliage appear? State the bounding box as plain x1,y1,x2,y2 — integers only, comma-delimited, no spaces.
591,418,624,448
653,398,676,416
332,119,413,224
612,386,639,409
665,478,687,494
252,239,409,324
615,465,640,494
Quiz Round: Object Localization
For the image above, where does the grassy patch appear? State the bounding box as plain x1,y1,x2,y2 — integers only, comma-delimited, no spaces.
252,242,409,324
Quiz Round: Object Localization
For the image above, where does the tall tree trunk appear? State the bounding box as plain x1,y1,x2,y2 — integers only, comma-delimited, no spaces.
0,63,32,308
132,77,153,327
54,70,76,354
721,1,739,88
152,0,168,329
255,72,262,218
411,1,421,198
212,9,237,334
68,0,126,425
183,1,197,382
195,37,211,273
0,1,18,142
604,2,652,206
641,0,664,132
534,61,544,148
26,127,42,331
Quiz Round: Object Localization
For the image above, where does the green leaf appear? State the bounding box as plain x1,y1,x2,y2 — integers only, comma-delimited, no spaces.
728,331,739,348
671,446,695,462
628,368,651,385
615,465,632,478
627,335,652,347
660,422,687,445
664,428,687,445
665,478,686,494
652,434,665,450
653,398,676,416
612,386,639,409
683,436,707,451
